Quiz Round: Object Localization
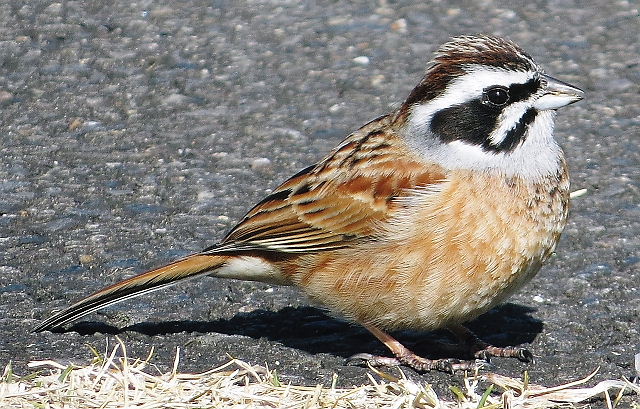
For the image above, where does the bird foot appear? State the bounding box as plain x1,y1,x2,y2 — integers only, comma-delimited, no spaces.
346,352,486,374
448,324,535,364
352,323,496,373
473,345,535,363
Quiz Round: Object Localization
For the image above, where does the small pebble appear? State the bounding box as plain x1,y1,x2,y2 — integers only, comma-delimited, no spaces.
45,3,63,14
353,56,370,65
69,118,83,130
0,90,14,103
82,120,102,131
447,8,461,16
390,18,407,33
197,190,215,201
150,7,173,18
570,188,588,199
164,93,189,106
371,75,385,87
79,254,95,264
251,157,272,171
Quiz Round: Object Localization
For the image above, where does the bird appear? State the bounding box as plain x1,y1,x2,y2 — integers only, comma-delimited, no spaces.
35,34,584,373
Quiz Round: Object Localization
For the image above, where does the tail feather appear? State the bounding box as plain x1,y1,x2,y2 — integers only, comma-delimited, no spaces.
33,254,228,332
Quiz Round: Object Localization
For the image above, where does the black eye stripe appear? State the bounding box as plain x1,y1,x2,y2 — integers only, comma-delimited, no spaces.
430,99,499,147
481,76,541,107
430,101,539,153
507,76,541,103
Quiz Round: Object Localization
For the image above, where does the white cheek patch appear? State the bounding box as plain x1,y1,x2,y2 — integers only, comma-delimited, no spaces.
404,110,563,181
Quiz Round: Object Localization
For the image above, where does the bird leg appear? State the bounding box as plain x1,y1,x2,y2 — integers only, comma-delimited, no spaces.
347,324,477,373
447,324,534,363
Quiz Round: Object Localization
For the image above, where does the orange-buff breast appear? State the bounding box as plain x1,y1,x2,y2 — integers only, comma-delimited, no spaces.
281,164,570,331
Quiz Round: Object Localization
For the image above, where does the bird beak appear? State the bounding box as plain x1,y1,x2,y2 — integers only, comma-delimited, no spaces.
533,74,584,110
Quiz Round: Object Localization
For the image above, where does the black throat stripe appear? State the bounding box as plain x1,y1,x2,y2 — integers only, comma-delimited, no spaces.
483,108,538,152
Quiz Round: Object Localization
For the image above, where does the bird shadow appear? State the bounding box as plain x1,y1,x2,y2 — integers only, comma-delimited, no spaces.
61,302,543,360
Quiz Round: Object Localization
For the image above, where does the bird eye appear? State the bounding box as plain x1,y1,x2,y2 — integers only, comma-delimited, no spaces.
483,86,510,106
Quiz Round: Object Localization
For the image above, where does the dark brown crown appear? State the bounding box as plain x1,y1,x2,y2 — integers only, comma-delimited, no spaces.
402,35,539,107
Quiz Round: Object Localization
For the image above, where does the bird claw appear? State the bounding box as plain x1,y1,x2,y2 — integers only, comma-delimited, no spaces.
516,348,535,363
473,358,495,370
434,358,458,374
474,349,492,362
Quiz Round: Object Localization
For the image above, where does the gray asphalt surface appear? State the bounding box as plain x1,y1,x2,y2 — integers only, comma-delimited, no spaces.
1,0,639,399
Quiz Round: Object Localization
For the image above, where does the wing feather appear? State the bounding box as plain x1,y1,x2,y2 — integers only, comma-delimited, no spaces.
209,115,446,254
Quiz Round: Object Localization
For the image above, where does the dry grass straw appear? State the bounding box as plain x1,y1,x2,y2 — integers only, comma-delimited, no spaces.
0,337,637,408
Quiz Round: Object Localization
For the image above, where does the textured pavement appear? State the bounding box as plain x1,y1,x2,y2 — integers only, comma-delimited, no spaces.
1,0,639,397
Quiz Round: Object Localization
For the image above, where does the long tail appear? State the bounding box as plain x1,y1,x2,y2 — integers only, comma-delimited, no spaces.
33,254,229,332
